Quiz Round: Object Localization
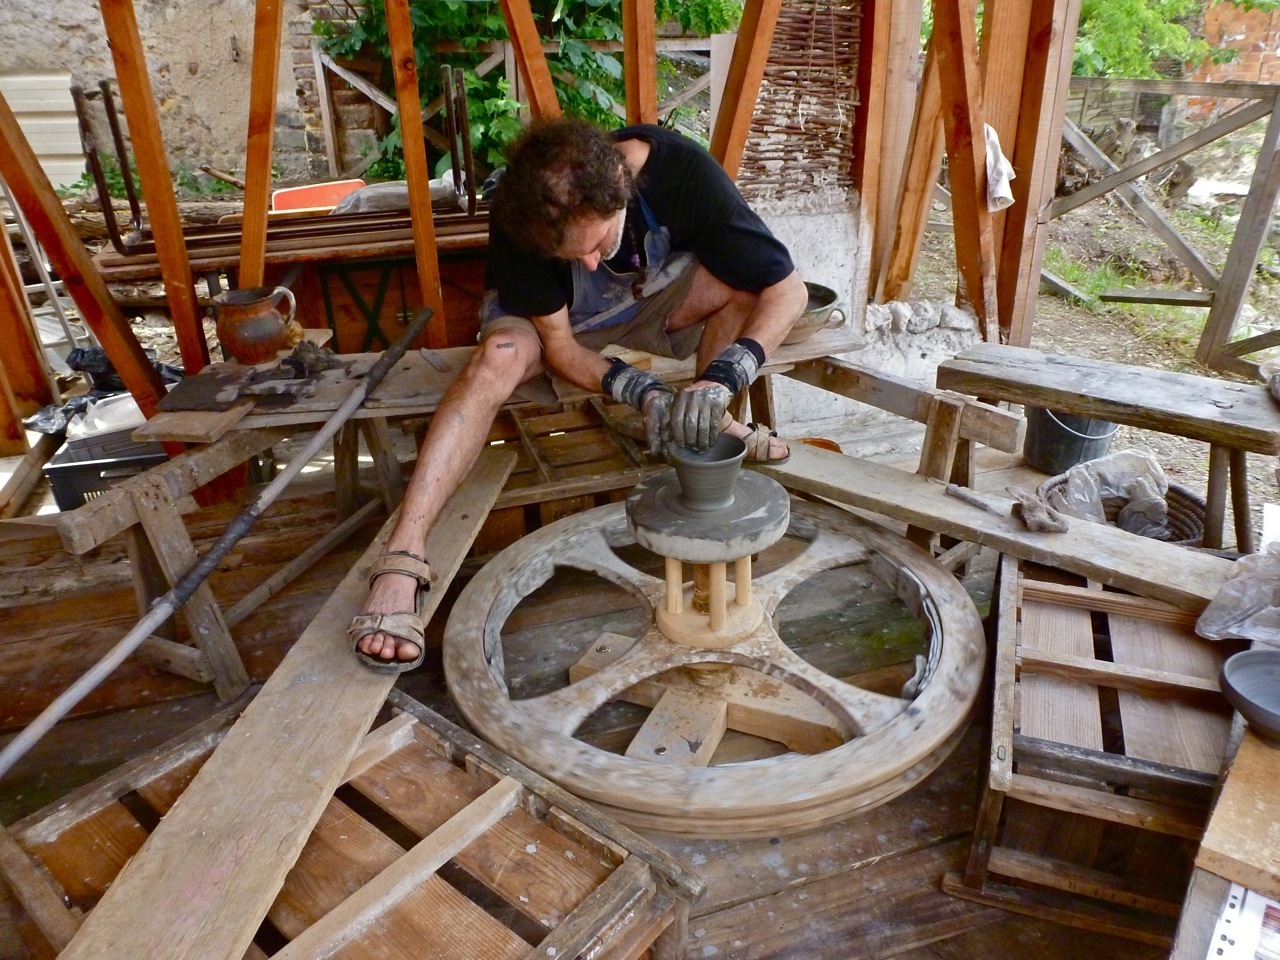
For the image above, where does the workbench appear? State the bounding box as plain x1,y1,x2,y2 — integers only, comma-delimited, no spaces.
937,343,1280,552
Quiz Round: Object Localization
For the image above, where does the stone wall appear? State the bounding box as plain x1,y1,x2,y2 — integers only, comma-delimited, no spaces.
0,0,321,184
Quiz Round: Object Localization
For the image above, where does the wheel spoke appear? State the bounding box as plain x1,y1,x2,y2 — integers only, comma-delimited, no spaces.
754,524,871,613
549,519,664,603
740,631,910,737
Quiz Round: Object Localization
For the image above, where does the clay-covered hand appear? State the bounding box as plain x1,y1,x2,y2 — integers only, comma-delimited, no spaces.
671,382,732,451
640,386,674,456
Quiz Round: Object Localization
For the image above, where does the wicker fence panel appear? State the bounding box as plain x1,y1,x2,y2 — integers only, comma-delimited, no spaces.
738,0,863,202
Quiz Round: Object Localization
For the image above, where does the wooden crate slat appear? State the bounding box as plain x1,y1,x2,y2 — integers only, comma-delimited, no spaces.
350,736,614,928
26,802,148,907
1107,615,1232,775
1018,598,1103,750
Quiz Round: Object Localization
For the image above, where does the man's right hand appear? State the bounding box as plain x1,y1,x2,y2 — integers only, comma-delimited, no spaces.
671,381,732,451
641,387,674,456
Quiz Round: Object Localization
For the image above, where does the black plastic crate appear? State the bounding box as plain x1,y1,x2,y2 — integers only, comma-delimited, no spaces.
43,429,169,511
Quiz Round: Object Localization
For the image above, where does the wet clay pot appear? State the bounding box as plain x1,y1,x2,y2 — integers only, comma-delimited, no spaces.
669,434,747,513
214,286,296,364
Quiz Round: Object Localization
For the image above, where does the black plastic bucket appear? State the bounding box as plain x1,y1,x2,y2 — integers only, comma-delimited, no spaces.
1023,407,1118,475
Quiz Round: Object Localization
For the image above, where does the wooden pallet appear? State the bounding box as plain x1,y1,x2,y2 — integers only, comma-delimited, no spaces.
0,691,699,959
943,555,1238,946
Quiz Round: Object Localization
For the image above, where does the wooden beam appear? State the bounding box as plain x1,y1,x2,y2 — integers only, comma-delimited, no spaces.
1069,76,1280,101
709,0,783,180
384,0,447,348
1061,118,1219,291
870,0,927,296
622,0,658,124
0,222,52,418
931,0,997,339
498,0,562,120
879,43,942,302
0,90,168,417
311,42,341,177
978,0,1034,260
1097,288,1214,307
99,0,209,373
996,0,1083,346
56,450,515,960
238,0,286,290
850,0,893,228
1198,92,1280,370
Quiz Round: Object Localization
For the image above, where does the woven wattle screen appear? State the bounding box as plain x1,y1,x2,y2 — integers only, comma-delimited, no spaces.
737,0,863,201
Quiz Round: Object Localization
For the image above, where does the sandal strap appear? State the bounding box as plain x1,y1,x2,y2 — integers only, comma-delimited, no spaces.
349,612,425,646
368,552,435,587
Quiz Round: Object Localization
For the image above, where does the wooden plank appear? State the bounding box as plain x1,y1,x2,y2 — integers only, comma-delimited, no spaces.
99,0,208,373
0,90,168,416
1196,732,1280,900
1053,98,1273,220
0,223,53,417
1097,288,1214,307
312,42,341,177
350,733,613,927
708,0,783,180
850,0,892,293
988,555,1021,792
759,444,1236,612
1013,735,1217,796
0,826,78,951
621,0,657,124
1018,580,1198,628
383,0,447,348
498,0,561,120
1018,598,1102,750
0,432,59,518
1007,773,1206,839
131,400,255,444
55,450,514,960
271,778,524,960
1070,76,1280,100
784,357,1025,452
55,427,285,555
936,343,1280,454
987,847,1183,916
624,688,727,766
1198,94,1280,373
931,0,997,339
1169,868,1231,960
1017,647,1221,699
1108,616,1231,775
130,475,249,702
521,856,653,960
1062,118,1220,292
996,0,1084,345
238,0,285,290
26,802,149,905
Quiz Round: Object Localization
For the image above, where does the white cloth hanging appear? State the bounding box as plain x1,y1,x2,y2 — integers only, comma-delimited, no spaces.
984,123,1017,211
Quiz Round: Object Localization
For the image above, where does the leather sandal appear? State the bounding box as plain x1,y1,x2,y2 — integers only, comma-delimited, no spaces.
348,551,436,674
741,422,791,464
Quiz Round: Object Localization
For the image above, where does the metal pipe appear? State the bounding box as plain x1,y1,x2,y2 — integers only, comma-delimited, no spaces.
0,307,430,782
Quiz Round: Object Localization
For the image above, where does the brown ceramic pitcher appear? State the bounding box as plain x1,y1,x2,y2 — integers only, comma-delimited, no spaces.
213,286,296,364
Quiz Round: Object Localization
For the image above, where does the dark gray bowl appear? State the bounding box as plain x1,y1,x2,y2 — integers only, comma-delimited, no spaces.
1221,649,1280,747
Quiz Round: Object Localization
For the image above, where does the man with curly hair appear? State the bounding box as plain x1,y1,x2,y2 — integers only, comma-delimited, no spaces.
349,117,807,672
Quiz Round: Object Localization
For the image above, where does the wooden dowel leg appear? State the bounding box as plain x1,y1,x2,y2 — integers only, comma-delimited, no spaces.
1229,447,1255,553
665,556,683,615
734,555,752,607
1204,444,1229,550
692,563,710,614
709,562,726,631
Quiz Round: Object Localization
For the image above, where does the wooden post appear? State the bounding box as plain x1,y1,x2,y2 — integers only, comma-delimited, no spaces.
383,0,447,347
870,0,927,296
0,225,52,422
498,0,562,120
311,41,341,177
709,0,784,180
931,0,997,340
238,0,286,291
1197,92,1280,374
0,90,167,417
996,0,1083,346
99,0,209,373
622,0,658,124
852,0,893,257
977,0,1034,260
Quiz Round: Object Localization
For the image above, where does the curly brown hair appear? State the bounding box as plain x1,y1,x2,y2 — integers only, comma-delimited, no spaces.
492,118,634,257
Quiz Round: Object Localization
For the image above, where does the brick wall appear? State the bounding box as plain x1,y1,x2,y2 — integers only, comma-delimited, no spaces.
1188,2,1280,117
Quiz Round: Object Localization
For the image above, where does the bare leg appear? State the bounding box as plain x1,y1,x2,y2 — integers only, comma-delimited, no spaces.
357,328,543,663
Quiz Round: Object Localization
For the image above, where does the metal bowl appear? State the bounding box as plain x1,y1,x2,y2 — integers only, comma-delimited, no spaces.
1221,649,1280,747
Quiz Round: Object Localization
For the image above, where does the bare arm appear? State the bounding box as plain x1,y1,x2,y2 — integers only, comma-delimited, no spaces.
531,307,614,393
729,269,808,358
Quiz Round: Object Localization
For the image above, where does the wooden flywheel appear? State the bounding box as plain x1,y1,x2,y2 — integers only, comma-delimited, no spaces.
443,498,985,837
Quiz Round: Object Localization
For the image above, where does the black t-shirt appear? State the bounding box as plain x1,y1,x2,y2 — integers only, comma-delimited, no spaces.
487,124,795,318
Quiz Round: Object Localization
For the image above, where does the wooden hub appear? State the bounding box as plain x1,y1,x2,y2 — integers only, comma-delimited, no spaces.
443,499,986,837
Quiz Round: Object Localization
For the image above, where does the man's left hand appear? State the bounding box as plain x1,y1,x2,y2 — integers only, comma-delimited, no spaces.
671,381,732,451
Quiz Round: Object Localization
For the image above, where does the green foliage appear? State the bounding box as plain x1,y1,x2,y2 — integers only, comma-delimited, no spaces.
314,0,741,176
56,156,232,199
1074,0,1208,78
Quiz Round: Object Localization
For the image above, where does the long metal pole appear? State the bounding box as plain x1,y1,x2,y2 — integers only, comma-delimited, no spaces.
0,308,431,782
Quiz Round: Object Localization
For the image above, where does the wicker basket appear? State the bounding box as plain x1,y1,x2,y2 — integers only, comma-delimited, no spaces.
1035,475,1206,548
